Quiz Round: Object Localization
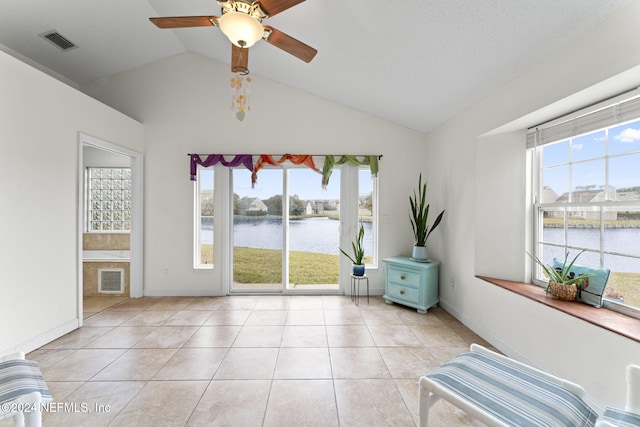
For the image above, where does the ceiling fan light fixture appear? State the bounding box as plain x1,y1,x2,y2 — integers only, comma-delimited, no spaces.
219,11,263,48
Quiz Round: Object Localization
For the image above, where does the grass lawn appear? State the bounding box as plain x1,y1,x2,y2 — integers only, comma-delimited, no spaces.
606,272,640,308
234,247,343,284
201,246,372,284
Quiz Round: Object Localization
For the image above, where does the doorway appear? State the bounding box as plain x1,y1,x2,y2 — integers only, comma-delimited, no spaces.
78,134,143,323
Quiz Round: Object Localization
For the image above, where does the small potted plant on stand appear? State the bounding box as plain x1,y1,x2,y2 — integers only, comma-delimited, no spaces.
340,222,365,276
410,174,445,262
527,250,595,300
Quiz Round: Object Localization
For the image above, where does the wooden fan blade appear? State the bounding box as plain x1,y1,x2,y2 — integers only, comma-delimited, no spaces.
258,0,305,17
263,26,317,63
149,16,218,28
231,44,249,74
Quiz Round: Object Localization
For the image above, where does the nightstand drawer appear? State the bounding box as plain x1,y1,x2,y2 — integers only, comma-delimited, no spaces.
387,267,420,288
387,284,420,304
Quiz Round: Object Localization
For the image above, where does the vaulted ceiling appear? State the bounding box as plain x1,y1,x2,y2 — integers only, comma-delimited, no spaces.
0,0,633,134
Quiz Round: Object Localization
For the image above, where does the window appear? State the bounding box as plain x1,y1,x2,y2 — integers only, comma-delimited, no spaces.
87,167,131,232
195,167,214,268
359,167,378,267
531,112,640,316
193,158,380,290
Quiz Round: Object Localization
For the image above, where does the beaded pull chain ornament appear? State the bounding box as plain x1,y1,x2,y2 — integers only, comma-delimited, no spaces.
230,74,251,121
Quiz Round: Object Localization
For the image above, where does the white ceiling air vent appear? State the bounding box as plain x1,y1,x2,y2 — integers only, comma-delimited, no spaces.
39,30,77,51
98,268,124,294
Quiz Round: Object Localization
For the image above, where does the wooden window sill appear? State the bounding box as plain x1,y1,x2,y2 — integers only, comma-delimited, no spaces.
477,276,640,343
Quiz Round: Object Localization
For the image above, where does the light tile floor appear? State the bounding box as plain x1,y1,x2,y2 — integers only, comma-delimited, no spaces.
83,296,130,319
8,296,494,426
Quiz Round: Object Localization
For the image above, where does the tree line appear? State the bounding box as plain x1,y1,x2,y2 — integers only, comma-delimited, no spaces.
200,191,372,217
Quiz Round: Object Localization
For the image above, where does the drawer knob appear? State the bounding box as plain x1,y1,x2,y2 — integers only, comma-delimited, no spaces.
400,290,405,295
400,275,406,280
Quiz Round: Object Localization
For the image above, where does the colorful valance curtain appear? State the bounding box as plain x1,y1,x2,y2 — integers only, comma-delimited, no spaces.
322,155,379,188
189,153,380,188
251,155,320,187
189,154,253,180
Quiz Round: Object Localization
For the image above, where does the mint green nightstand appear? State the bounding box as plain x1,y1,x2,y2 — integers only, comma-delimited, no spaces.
383,257,439,314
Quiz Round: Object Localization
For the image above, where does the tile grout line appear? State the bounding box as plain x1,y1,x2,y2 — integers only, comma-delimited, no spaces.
324,297,343,427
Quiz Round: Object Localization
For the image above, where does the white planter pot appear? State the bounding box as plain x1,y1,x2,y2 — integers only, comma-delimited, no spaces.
412,245,429,261
352,264,365,276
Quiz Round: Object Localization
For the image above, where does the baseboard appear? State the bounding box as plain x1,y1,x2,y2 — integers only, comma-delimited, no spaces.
144,288,386,297
350,289,384,296
143,289,225,297
0,319,79,358
437,298,538,368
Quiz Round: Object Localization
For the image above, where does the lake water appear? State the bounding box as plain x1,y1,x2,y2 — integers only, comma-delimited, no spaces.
542,227,639,272
201,218,638,271
201,217,374,255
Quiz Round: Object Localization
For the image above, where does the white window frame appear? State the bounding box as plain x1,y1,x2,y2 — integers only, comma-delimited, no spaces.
359,166,379,269
194,166,214,269
193,159,381,287
530,112,640,318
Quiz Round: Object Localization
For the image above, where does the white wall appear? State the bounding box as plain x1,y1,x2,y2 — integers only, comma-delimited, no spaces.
0,50,144,354
424,2,640,409
81,52,429,296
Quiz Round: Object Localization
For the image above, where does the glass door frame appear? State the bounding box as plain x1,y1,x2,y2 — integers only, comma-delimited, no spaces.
228,164,349,295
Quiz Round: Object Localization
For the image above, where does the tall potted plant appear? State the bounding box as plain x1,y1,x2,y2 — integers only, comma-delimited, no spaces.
410,174,445,261
340,222,365,276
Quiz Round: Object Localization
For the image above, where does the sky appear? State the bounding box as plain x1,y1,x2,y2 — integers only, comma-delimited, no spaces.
542,120,640,195
234,168,340,200
199,166,374,201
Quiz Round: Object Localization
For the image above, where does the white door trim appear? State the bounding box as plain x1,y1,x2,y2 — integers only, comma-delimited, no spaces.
77,133,144,325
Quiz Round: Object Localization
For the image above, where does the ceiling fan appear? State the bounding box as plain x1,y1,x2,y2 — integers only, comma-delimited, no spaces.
150,0,317,74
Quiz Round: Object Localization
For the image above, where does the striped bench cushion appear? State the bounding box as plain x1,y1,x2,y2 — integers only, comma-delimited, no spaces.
426,351,598,427
599,407,640,427
0,360,52,407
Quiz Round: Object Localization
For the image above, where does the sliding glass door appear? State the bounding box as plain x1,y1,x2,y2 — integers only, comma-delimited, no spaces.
287,168,340,291
232,168,283,291
231,167,341,292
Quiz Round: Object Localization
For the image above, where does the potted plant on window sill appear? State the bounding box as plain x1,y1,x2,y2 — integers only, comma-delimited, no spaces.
410,174,445,262
340,222,365,276
527,250,595,301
